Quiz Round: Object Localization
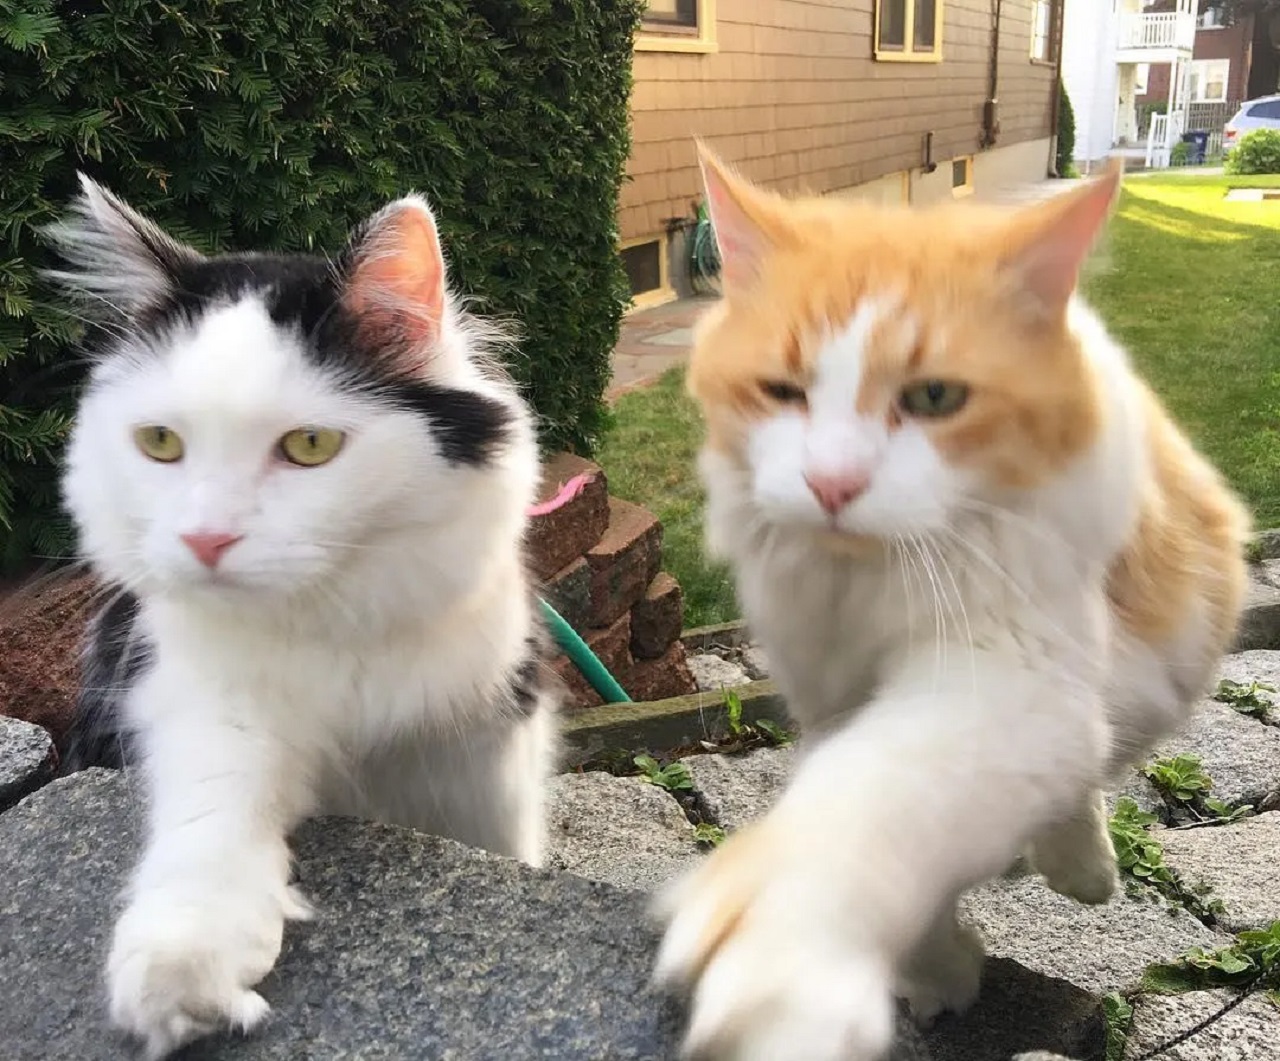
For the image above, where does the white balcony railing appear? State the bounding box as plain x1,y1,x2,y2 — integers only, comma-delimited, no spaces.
1118,12,1196,53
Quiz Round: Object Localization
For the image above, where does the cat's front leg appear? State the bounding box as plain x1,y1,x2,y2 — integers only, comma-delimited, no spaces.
109,679,313,1060
1028,788,1119,905
653,655,1107,1061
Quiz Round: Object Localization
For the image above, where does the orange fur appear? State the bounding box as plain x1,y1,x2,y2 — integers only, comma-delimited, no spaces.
688,151,1250,653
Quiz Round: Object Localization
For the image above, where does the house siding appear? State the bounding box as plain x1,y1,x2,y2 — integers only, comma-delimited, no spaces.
621,0,1058,243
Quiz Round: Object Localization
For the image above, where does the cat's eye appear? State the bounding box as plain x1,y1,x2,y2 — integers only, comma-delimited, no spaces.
899,380,970,419
760,380,807,405
278,427,346,467
133,425,185,463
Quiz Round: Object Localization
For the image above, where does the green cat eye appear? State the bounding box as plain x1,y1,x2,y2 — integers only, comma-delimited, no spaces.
133,425,185,463
899,380,970,419
279,427,346,467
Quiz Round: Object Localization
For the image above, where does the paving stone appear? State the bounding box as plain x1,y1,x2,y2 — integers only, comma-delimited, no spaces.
1122,989,1280,1060
1153,699,1280,811
740,644,771,680
527,453,609,581
545,771,699,892
1106,769,1166,817
585,498,663,627
1235,571,1280,651
922,958,1103,1061
683,746,796,830
960,872,1224,995
0,770,685,1059
687,652,750,693
0,714,54,810
630,573,684,660
1158,812,1280,932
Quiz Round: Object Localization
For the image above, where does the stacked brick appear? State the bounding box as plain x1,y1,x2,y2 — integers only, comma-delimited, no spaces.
528,453,697,709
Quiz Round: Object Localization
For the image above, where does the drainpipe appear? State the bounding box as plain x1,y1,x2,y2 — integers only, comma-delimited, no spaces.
1047,0,1066,175
981,0,1003,148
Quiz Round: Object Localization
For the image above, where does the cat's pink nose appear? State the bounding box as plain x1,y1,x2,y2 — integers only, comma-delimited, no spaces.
805,471,868,516
180,531,243,569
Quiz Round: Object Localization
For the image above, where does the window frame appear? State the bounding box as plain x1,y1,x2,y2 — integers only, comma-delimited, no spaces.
1030,0,1060,65
636,0,717,54
874,0,945,64
951,156,975,198
619,234,675,312
1188,58,1230,103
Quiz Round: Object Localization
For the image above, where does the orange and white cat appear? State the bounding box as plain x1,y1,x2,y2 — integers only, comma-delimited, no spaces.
653,149,1250,1061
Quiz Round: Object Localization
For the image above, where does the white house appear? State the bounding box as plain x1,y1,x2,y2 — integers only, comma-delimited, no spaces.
1062,0,1198,170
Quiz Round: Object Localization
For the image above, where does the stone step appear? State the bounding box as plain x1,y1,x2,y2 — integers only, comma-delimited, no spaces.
584,498,663,628
526,452,609,582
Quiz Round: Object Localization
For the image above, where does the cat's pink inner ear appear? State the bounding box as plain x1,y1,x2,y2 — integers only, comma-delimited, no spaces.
346,200,446,347
699,146,775,291
1003,160,1122,312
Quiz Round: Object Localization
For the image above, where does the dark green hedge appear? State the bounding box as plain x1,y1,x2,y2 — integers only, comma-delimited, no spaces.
1055,79,1076,178
0,0,643,567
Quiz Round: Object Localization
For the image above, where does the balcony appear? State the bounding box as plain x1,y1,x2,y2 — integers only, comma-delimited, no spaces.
1116,11,1196,61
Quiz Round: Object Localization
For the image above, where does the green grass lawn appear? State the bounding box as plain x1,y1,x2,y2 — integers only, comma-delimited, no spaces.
598,174,1280,627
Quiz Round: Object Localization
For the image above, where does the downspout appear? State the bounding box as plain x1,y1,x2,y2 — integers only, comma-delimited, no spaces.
981,0,1003,148
1047,0,1066,175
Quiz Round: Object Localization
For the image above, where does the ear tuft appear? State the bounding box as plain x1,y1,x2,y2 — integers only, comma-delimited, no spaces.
42,174,200,315
697,141,787,293
1000,158,1123,313
343,195,448,353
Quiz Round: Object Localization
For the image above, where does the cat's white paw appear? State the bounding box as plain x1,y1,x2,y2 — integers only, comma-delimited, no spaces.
108,885,294,1059
1031,839,1119,906
653,816,895,1061
898,918,985,1025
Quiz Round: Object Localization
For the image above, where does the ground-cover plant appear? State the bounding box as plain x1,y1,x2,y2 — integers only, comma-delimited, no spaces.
1213,678,1275,721
1143,920,1280,1006
633,754,693,793
1108,797,1225,921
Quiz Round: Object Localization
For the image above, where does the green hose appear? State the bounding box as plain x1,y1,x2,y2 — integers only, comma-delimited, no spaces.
539,598,631,703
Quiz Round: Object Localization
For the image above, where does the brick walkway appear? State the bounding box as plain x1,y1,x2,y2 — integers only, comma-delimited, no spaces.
609,179,1081,399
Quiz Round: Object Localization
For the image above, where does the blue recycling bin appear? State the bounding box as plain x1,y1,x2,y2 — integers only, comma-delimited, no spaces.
1180,131,1209,165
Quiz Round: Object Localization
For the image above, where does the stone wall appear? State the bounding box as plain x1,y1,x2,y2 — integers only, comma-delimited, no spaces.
529,453,696,709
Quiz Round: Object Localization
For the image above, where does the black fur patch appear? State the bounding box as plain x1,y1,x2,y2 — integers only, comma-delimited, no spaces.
58,590,151,773
125,252,513,468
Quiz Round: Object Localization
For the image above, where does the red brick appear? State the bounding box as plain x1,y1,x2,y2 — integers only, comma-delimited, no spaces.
541,557,591,633
586,498,663,627
526,453,609,581
548,654,604,711
621,641,697,703
630,572,685,660
546,613,633,711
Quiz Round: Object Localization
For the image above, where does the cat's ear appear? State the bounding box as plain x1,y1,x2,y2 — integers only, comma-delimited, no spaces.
999,158,1123,314
342,195,448,350
43,173,201,314
698,142,788,292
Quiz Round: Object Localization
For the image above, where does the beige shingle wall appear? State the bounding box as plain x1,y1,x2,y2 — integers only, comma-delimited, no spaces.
621,0,1057,241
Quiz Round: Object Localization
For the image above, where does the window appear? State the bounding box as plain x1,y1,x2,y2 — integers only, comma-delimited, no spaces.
1247,100,1280,119
619,236,672,309
875,0,944,61
644,0,697,28
1031,0,1059,63
636,0,716,53
951,156,974,197
1135,63,1150,94
1188,58,1229,102
1198,6,1225,28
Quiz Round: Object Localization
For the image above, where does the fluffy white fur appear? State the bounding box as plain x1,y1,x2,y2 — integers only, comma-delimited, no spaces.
655,298,1226,1061
57,183,553,1059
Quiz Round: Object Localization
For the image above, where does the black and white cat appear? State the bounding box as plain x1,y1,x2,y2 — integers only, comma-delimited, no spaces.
48,176,556,1059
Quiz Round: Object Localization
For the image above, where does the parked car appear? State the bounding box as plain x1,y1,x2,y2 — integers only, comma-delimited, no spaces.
1224,95,1280,153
